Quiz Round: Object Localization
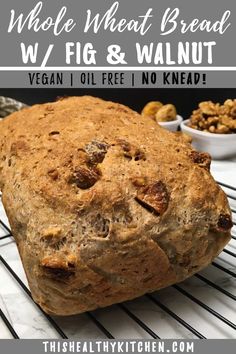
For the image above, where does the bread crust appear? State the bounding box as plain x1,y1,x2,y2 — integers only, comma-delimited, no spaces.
0,96,232,315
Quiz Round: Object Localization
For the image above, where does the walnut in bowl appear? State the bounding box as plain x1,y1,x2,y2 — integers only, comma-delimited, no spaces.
184,99,236,158
188,100,236,134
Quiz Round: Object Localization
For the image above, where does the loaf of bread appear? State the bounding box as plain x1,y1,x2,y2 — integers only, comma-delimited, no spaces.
0,96,232,315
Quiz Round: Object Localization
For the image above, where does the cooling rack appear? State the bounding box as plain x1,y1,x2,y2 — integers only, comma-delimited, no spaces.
0,179,235,339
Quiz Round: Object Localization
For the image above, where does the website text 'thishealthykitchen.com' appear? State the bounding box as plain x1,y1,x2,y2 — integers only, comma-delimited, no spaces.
43,340,194,354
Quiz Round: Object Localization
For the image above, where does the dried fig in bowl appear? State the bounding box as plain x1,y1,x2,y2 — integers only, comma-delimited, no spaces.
155,104,177,122
141,101,163,120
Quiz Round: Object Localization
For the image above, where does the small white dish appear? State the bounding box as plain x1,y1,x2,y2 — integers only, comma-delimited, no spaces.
158,115,183,132
181,119,236,160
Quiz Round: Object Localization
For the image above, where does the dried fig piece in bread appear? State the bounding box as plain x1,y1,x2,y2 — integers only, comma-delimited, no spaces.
135,181,169,216
189,151,211,170
69,166,101,189
41,255,76,280
117,139,146,161
216,214,233,232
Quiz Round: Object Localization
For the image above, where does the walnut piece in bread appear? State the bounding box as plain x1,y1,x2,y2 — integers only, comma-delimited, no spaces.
0,96,232,315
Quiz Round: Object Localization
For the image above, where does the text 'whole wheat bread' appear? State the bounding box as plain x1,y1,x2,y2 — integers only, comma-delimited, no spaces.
0,96,232,315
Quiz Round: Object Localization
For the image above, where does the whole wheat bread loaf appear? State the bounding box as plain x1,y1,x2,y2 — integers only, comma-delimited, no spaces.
0,96,232,315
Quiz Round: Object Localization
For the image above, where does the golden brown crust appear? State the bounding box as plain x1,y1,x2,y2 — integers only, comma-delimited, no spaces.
0,96,232,315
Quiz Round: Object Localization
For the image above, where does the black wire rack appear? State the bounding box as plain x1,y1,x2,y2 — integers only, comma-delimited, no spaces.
0,180,235,339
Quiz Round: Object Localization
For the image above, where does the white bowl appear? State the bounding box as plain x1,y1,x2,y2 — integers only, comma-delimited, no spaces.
181,119,236,160
158,115,183,132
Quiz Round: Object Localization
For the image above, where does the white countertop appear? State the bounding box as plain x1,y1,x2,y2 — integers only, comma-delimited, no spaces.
0,160,235,339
